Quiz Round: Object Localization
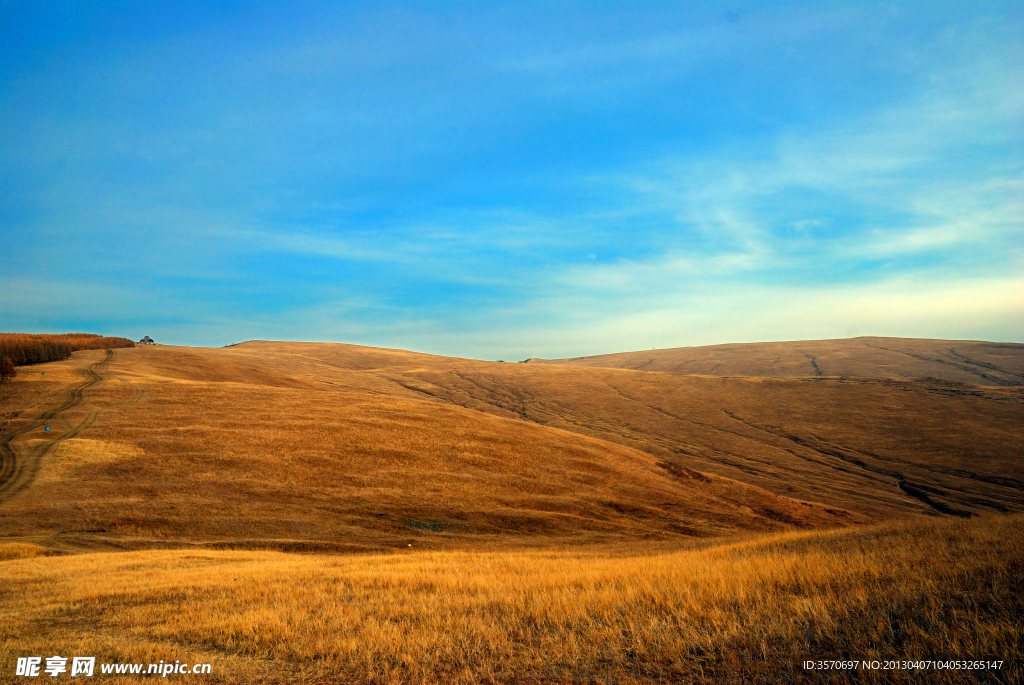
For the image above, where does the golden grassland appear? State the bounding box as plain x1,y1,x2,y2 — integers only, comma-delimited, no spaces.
1,340,1022,683
1,514,1021,684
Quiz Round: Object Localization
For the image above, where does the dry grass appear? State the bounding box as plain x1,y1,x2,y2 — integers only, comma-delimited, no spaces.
1,514,1020,684
0,347,854,552
1,341,1022,683
535,337,1024,386
0,542,51,561
208,341,1023,521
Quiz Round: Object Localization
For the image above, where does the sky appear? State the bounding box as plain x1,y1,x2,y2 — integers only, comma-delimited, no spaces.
1,1,1021,359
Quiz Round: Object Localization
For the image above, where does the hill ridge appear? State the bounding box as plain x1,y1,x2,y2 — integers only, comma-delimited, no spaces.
528,336,1024,385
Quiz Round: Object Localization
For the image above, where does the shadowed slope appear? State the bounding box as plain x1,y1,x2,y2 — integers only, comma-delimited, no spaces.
532,337,1024,386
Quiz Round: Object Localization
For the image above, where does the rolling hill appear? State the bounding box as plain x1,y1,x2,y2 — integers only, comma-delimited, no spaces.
211,340,1024,521
2,337,1022,683
0,345,855,554
532,336,1024,385
3,338,1021,555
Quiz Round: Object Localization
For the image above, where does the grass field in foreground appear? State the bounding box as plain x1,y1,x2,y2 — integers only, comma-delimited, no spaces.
2,514,1021,684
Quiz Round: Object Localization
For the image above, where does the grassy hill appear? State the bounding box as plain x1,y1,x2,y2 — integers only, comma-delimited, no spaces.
0,345,854,553
4,339,1019,554
210,340,1024,521
532,336,1024,385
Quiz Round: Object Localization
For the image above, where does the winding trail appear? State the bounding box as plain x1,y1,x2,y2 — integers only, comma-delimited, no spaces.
0,350,116,504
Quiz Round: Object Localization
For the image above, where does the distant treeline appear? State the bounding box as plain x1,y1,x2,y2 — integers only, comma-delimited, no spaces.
0,334,134,380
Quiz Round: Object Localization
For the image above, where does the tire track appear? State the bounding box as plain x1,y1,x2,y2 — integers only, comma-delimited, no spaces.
0,350,117,503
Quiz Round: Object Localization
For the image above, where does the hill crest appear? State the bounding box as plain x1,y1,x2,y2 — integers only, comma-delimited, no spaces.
529,336,1024,385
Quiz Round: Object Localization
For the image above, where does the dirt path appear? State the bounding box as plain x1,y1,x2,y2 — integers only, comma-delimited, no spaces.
0,350,116,504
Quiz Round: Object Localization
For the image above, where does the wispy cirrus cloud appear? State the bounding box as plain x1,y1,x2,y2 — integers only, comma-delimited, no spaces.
576,33,1023,277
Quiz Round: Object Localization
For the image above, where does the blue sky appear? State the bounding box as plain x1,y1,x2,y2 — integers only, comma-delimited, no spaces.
1,1,1021,359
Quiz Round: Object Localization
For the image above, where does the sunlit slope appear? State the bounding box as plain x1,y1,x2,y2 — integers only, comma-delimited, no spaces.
215,341,1024,521
533,337,1024,385
0,346,850,550
2,514,1020,684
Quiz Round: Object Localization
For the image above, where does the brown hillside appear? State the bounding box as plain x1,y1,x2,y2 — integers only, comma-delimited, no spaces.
532,337,1024,385
2,339,1021,554
217,341,1024,521
0,346,851,553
